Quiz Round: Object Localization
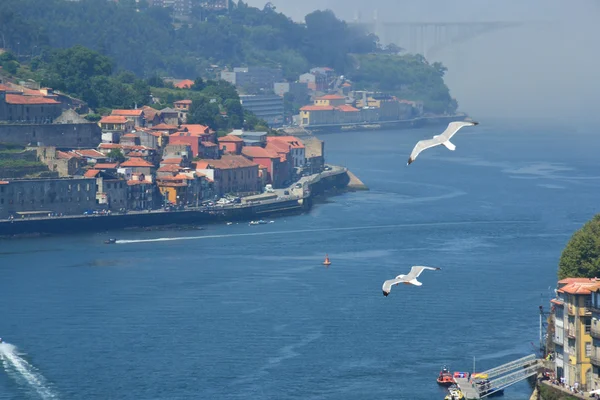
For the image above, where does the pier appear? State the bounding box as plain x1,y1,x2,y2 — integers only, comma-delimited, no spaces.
454,354,542,399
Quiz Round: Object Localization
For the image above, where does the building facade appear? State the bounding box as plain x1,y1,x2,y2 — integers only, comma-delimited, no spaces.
239,95,284,127
0,178,97,219
0,91,62,123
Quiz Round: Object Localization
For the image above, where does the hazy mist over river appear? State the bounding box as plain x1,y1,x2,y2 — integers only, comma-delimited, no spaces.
249,0,600,121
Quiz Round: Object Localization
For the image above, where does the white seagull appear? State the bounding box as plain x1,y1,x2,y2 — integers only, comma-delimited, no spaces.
407,120,479,165
382,266,441,297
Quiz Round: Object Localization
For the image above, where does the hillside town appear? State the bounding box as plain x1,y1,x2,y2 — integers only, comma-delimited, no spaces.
0,79,327,220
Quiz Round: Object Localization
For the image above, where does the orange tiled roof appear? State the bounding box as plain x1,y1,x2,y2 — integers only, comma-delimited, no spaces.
174,79,194,89
94,163,118,169
120,158,155,168
201,155,258,170
56,151,80,160
558,279,600,295
181,124,211,135
127,180,153,186
98,143,124,149
201,141,217,147
84,169,101,178
151,123,178,130
336,104,360,112
111,109,144,117
242,146,277,159
218,135,243,142
141,105,158,120
558,278,597,284
267,136,305,149
100,116,128,124
300,105,335,111
76,149,106,158
174,99,193,105
157,165,181,173
5,94,60,105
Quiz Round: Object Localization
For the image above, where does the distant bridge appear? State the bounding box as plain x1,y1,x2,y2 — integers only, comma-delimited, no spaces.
351,20,527,59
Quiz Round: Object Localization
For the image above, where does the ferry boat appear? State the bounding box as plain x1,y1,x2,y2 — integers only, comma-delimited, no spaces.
104,238,117,244
437,366,455,386
323,254,331,266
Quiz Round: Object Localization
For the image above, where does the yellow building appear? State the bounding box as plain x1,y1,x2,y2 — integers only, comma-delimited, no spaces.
299,105,336,126
552,278,599,390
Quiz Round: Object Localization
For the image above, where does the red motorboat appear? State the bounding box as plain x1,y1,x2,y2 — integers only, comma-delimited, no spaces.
437,366,455,386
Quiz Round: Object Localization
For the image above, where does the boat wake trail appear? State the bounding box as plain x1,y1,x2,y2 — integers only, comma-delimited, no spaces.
117,219,538,244
0,342,58,399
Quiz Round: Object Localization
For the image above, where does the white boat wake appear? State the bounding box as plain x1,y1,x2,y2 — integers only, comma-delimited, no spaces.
117,219,538,244
0,342,58,399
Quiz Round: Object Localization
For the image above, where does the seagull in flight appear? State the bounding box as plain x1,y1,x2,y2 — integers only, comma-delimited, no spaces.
407,121,479,165
382,266,441,296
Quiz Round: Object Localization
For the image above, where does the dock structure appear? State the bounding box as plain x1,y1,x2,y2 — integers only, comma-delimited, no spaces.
454,354,542,399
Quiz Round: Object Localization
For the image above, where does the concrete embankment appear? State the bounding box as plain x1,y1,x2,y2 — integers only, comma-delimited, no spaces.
0,167,367,238
345,170,369,191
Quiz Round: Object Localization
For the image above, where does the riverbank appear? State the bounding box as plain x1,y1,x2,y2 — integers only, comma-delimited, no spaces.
282,113,469,135
0,166,363,238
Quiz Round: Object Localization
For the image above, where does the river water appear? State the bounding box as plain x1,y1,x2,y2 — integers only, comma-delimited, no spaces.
1,117,599,399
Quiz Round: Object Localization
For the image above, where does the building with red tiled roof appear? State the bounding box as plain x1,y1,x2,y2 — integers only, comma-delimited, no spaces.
196,155,259,196
71,149,108,164
111,109,145,127
267,136,306,168
174,79,194,89
94,163,118,170
99,115,134,134
151,123,179,134
174,99,192,113
241,146,289,187
0,91,62,123
120,157,155,176
84,169,101,178
218,134,244,154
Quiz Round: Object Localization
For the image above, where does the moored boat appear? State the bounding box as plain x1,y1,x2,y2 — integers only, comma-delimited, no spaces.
437,366,455,386
323,254,331,266
445,385,465,400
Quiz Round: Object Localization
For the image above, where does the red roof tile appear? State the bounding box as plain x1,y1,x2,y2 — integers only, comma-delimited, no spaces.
267,136,305,149
100,116,128,124
157,165,181,173
242,146,278,159
75,149,106,158
151,123,178,130
217,135,243,142
111,109,143,117
98,143,124,149
200,155,258,170
174,99,192,105
5,94,60,105
180,124,211,135
174,79,194,89
127,180,153,186
558,281,600,295
336,104,360,112
94,163,118,169
201,141,217,147
120,158,155,168
84,169,101,178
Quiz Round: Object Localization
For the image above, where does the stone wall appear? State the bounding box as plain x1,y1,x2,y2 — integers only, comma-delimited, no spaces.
0,123,101,148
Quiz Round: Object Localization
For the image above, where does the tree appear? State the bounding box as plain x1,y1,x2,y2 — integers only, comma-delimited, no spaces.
107,148,126,163
191,77,206,91
187,96,220,129
558,215,600,279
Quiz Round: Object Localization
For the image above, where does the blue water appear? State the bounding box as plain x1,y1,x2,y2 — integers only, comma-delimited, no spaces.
1,118,599,400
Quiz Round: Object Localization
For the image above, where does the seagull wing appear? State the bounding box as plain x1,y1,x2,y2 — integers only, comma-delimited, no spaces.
439,121,478,141
382,278,403,295
405,266,440,280
407,137,443,165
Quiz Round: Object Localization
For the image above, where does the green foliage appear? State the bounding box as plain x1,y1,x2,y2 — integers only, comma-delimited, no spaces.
84,113,101,122
350,54,458,114
558,214,600,279
30,46,151,109
1,52,19,74
107,149,126,163
0,159,45,168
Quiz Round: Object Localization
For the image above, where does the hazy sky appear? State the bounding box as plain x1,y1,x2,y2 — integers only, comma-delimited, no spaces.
247,0,600,119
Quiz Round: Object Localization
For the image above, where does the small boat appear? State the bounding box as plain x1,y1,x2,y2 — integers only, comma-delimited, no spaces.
445,387,465,400
249,220,268,226
104,238,117,244
226,222,233,225
323,254,331,266
437,366,455,386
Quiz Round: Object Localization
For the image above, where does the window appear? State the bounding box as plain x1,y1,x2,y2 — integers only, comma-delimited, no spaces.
587,342,592,357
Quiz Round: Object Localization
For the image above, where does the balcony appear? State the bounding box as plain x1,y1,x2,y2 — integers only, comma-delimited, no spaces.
553,335,564,346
